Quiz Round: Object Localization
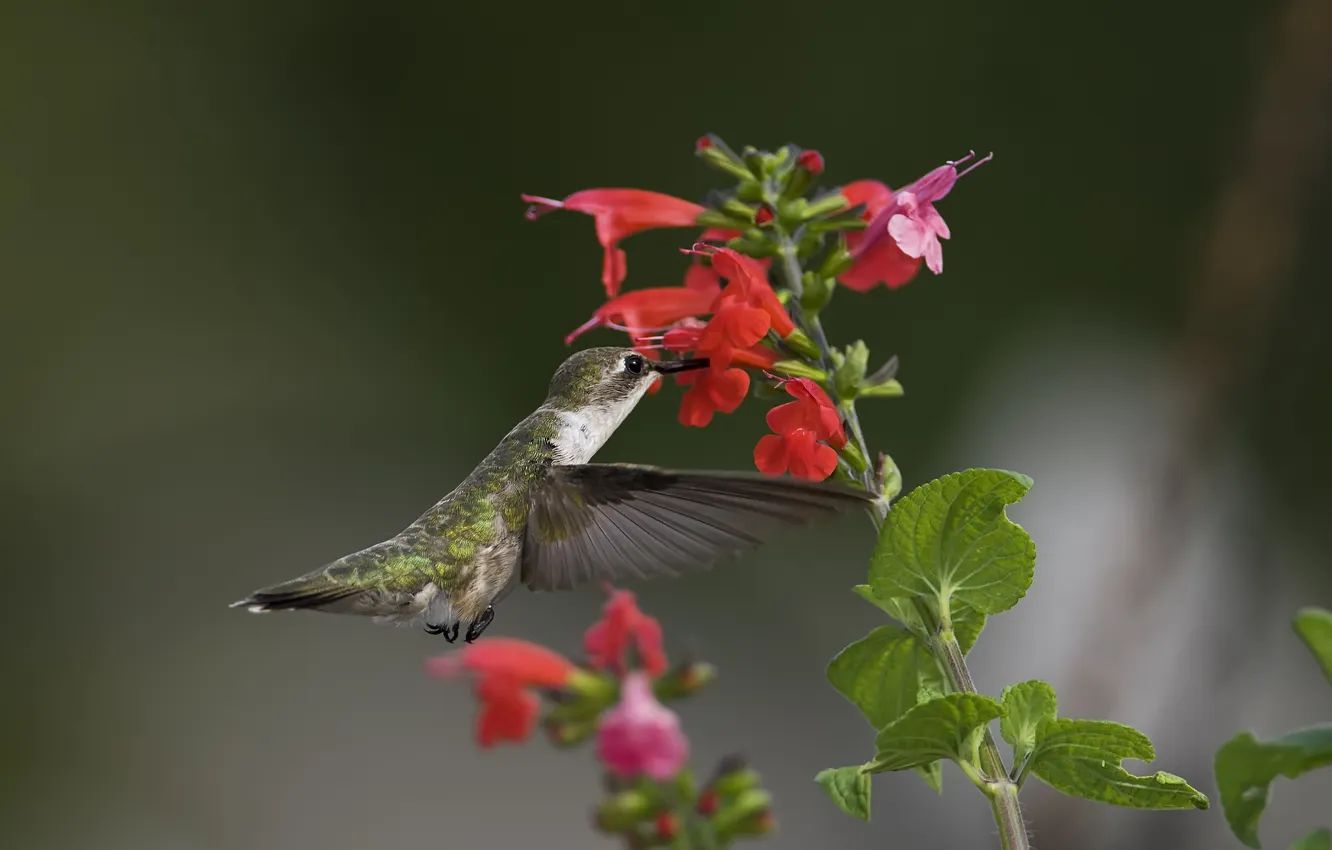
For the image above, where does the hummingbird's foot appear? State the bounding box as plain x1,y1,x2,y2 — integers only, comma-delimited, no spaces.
464,606,495,643
423,621,460,642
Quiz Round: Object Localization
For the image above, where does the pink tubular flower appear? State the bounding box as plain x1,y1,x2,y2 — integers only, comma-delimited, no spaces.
596,671,689,780
840,153,990,291
522,189,706,297
584,587,668,677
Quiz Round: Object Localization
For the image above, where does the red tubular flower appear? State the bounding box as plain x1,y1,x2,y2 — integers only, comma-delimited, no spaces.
522,189,706,297
766,377,846,448
565,286,716,345
584,587,668,677
677,367,750,427
689,245,795,338
753,377,846,481
426,638,576,747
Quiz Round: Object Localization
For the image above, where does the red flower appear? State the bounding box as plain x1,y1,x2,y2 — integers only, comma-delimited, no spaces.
753,377,846,481
677,366,750,427
755,428,840,481
426,638,576,748
753,204,774,226
766,377,846,448
565,286,716,346
584,587,668,677
838,180,922,292
522,189,706,297
689,245,795,338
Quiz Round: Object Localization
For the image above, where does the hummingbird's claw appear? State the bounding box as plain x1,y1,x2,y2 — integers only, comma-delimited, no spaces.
464,606,496,643
423,621,460,642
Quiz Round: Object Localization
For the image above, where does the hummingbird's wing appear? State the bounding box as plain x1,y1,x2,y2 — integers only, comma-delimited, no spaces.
519,463,874,591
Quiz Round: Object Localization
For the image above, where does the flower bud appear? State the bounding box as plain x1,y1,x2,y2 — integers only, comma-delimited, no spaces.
834,340,870,401
753,204,774,226
654,812,679,841
697,789,720,816
742,146,766,179
858,379,903,398
839,440,869,474
877,452,903,502
713,789,773,835
720,198,757,223
818,242,855,279
797,149,824,176
566,668,618,701
800,272,835,313
596,790,654,833
769,359,827,381
694,134,752,181
695,209,752,230
653,661,716,701
782,328,822,359
802,191,849,220
712,766,761,798
544,716,597,748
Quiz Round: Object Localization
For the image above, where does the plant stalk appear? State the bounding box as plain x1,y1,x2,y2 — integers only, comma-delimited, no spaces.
773,229,1028,850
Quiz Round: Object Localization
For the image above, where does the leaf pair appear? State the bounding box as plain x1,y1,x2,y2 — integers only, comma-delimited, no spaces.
818,469,1207,823
1214,607,1332,849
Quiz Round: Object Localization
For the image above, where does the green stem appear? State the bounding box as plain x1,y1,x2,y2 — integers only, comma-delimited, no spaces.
772,227,1027,850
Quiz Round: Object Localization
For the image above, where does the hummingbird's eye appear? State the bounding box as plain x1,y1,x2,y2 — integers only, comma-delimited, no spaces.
624,354,646,375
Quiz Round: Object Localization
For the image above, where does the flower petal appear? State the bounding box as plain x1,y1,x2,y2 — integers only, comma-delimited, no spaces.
427,638,575,688
753,433,789,476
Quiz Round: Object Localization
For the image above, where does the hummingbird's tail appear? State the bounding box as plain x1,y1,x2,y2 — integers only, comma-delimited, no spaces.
230,573,364,614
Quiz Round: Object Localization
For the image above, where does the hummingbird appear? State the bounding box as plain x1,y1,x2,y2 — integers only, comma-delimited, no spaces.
233,347,873,642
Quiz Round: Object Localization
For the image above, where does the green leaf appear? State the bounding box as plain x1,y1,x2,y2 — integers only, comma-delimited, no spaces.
850,585,986,654
1029,718,1208,810
1000,680,1058,765
868,469,1036,629
1289,829,1332,850
866,694,1002,773
914,761,944,794
827,627,924,729
1294,607,1332,685
814,766,871,821
1215,725,1332,848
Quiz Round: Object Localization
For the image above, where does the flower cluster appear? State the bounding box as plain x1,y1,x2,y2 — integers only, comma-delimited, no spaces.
428,588,775,848
524,135,986,482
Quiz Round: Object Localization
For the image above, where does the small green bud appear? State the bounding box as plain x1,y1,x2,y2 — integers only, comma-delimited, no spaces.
694,134,752,181
770,359,827,381
654,661,716,701
834,340,869,401
728,237,773,258
720,198,756,222
858,379,903,398
800,273,835,313
712,767,761,798
802,191,847,220
596,790,654,832
672,769,697,802
774,288,792,305
566,668,618,702
736,178,764,203
878,452,902,502
840,440,868,474
776,198,807,228
713,789,773,834
544,716,597,748
741,146,765,179
796,230,824,259
818,241,856,278
694,209,750,231
782,328,822,359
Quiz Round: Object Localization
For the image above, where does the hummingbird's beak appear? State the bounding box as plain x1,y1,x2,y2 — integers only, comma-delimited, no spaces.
653,357,710,374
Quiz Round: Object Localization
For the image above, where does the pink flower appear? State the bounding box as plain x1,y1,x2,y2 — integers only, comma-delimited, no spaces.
839,152,990,290
596,672,689,780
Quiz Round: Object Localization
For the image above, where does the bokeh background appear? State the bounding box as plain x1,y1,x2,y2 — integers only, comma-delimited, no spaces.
4,1,1331,848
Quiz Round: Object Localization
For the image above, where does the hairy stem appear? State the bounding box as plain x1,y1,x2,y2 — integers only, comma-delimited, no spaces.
774,229,1028,850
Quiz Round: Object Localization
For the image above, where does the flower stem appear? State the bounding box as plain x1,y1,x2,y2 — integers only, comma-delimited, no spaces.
773,229,1028,850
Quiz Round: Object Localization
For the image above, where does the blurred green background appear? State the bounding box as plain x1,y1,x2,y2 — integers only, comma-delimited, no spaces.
4,1,1331,848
